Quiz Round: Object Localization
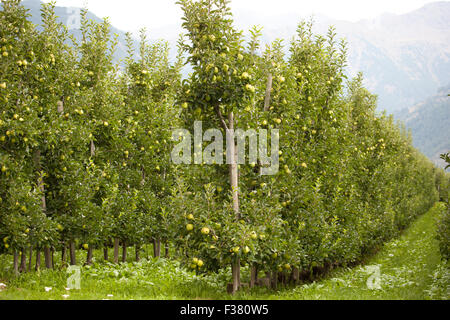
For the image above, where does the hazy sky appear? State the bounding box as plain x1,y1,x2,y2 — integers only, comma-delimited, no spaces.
42,0,442,34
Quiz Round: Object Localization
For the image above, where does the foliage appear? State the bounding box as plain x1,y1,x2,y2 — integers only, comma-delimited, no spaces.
395,84,450,166
0,204,446,300
436,203,450,261
0,0,442,292
441,152,450,170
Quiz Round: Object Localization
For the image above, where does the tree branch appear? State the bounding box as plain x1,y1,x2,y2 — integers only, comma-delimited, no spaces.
215,104,228,131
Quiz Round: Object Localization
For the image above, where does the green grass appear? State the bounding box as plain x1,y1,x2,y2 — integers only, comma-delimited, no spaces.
0,203,448,300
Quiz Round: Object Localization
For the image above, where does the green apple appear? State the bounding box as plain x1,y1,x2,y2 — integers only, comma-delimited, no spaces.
245,84,255,93
241,72,250,79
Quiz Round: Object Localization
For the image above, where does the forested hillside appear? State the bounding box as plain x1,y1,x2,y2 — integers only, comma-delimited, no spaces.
396,84,450,168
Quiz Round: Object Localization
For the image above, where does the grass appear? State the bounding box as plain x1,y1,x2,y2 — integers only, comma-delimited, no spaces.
0,203,448,300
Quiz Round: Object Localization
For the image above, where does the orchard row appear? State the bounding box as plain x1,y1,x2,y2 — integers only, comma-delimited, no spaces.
0,0,443,292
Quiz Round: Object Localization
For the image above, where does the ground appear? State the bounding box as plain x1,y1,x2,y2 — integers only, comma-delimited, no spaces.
0,203,448,300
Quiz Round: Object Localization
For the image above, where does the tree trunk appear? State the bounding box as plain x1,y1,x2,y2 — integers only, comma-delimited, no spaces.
121,241,127,263
291,267,299,285
69,241,76,265
113,238,120,263
228,112,241,294
28,246,33,272
57,100,64,114
278,271,286,286
264,73,273,112
90,140,96,157
61,243,67,265
33,149,47,222
34,148,49,269
153,239,161,258
19,248,27,273
271,271,278,290
13,252,19,276
228,112,240,216
44,247,52,269
164,243,169,258
250,264,258,288
86,247,93,265
135,245,140,262
35,249,41,271
232,261,241,293
103,246,109,261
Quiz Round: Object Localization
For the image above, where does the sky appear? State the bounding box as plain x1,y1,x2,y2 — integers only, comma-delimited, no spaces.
42,0,442,34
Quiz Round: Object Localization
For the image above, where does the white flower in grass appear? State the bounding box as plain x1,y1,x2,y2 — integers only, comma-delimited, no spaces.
107,294,113,297
62,294,70,299
45,287,52,292
65,287,71,291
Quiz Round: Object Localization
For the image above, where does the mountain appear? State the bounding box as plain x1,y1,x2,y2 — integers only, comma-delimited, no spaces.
323,2,450,113
21,0,135,63
395,85,450,169
233,2,450,113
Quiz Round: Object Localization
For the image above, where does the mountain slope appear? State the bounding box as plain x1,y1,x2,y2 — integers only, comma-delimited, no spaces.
21,0,135,62
234,2,450,113
332,1,450,113
396,84,450,168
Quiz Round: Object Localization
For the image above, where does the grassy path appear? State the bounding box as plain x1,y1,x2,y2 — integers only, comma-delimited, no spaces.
259,202,449,300
0,203,448,300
